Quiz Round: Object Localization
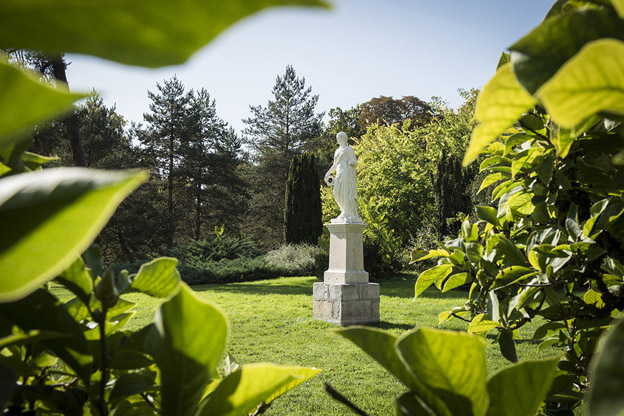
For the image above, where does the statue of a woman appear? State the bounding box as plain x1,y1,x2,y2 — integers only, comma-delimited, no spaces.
325,132,361,223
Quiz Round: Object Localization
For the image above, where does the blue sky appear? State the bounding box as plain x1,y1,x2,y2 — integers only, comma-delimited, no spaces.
66,1,553,133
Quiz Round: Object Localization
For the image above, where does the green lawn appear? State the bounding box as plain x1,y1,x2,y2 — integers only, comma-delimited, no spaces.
55,273,553,415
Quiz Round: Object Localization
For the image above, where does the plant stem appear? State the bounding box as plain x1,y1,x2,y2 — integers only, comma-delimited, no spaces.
323,382,369,416
97,307,109,416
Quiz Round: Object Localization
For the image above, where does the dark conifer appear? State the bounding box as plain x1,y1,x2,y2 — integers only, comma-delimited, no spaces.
284,153,323,245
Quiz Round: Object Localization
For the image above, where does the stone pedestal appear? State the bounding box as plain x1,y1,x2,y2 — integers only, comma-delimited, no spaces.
313,223,380,325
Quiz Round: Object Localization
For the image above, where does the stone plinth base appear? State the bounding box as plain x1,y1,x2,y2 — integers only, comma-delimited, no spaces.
313,282,380,325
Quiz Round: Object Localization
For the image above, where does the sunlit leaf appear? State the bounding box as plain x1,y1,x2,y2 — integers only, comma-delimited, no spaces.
0,0,330,68
468,314,499,334
476,205,499,225
509,8,624,94
146,283,228,416
478,173,505,194
442,272,470,293
132,257,181,298
415,264,453,298
614,0,624,18
57,256,93,305
411,248,450,262
397,328,489,416
537,39,624,128
198,364,320,416
0,168,147,303
0,60,84,147
463,64,536,166
486,357,560,416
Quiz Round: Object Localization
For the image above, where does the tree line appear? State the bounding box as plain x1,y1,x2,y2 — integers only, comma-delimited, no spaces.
12,52,477,264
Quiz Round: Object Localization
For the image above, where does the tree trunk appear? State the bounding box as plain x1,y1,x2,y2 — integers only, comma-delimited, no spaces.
167,135,174,248
49,54,87,167
195,167,202,240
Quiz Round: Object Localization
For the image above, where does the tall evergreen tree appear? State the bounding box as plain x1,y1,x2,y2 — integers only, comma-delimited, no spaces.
181,90,246,240
434,148,477,237
137,76,192,248
284,153,322,244
242,65,323,247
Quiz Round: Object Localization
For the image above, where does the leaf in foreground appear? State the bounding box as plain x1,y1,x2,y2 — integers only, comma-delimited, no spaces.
396,328,489,416
146,283,228,416
463,64,536,166
131,257,181,298
486,357,560,416
0,168,147,303
198,364,320,416
537,39,624,128
586,319,624,416
0,0,330,68
0,60,84,147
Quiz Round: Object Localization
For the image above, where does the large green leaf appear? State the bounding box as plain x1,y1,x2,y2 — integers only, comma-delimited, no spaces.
0,168,147,303
198,364,320,416
336,327,453,416
0,60,84,147
146,283,228,416
57,256,93,305
0,0,330,68
414,264,453,298
0,289,92,381
614,0,624,18
396,328,489,416
509,8,624,94
468,314,500,334
109,373,158,406
586,319,624,416
537,39,624,128
463,64,536,166
131,257,181,298
486,357,560,416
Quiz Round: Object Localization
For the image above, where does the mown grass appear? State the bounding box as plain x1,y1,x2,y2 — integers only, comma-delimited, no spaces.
53,273,555,415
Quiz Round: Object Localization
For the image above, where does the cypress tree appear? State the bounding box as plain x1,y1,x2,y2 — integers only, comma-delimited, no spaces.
284,153,323,244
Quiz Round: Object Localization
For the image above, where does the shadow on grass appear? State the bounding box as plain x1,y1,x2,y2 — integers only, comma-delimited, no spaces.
369,321,416,331
193,278,315,297
191,274,469,301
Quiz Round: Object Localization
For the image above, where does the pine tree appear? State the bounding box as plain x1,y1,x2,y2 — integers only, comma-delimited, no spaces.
137,76,192,248
284,153,322,244
181,90,245,240
242,65,323,247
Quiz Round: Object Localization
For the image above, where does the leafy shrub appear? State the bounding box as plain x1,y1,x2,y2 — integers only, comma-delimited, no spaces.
333,321,624,416
264,243,325,276
170,236,263,263
178,256,282,285
0,0,328,413
413,1,624,413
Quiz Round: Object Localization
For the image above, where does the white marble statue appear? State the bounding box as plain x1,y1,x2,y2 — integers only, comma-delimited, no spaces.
324,132,361,223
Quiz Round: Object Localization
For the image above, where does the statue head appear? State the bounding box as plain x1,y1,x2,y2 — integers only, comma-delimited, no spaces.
336,131,348,145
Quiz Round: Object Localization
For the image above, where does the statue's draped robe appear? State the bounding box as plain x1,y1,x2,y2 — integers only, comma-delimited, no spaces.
333,145,359,221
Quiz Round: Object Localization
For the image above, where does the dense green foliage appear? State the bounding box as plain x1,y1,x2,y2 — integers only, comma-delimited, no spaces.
338,326,560,416
0,0,327,414
414,1,624,413
320,91,480,277
284,153,323,244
